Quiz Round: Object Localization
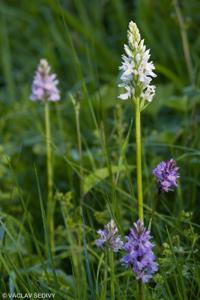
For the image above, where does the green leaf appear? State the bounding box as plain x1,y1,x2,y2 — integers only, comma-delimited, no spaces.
83,164,134,194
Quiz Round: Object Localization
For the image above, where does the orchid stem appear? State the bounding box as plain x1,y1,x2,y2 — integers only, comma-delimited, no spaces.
135,97,145,300
45,101,54,251
135,97,143,221
138,281,145,300
109,250,115,300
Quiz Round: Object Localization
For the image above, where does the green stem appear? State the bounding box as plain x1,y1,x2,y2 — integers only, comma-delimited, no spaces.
45,101,54,250
135,97,145,300
138,281,145,300
135,97,143,221
109,250,115,300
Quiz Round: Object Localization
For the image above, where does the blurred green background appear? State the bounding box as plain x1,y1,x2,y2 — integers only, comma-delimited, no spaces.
0,0,200,299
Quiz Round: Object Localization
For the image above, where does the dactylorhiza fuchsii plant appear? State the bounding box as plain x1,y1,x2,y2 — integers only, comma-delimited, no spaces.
95,21,158,300
153,159,179,193
30,58,60,251
119,21,157,298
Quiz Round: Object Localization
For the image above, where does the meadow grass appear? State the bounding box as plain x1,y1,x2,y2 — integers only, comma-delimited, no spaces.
0,0,200,299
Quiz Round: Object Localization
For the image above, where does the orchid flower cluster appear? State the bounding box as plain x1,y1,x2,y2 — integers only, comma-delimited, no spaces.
118,21,156,106
31,58,60,102
121,220,158,283
95,219,124,252
153,159,179,192
96,219,158,283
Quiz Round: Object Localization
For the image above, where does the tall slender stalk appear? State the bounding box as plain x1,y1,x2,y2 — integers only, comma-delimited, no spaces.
135,97,144,300
118,21,157,300
109,250,115,300
45,101,54,250
135,97,143,221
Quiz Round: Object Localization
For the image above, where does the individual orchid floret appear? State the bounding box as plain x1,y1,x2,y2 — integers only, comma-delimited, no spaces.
30,59,60,102
118,21,156,104
153,159,179,192
95,219,124,252
121,220,158,283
